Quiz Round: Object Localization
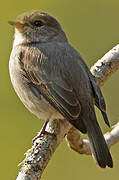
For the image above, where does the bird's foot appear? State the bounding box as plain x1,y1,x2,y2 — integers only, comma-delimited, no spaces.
32,120,50,143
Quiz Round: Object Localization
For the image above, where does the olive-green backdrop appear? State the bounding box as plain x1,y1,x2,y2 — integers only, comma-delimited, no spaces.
0,0,119,179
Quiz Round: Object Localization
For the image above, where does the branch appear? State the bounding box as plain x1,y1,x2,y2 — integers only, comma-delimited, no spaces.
66,122,119,155
90,44,119,87
17,119,72,180
16,44,119,180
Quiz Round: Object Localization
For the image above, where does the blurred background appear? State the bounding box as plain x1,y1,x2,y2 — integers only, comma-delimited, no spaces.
0,0,119,179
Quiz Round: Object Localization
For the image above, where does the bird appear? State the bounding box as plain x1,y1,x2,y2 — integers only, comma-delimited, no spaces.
8,10,113,168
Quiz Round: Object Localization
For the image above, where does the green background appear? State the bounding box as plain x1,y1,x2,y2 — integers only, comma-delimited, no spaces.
1,0,119,179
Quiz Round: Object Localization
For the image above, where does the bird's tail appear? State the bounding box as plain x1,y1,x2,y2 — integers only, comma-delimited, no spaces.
83,113,113,168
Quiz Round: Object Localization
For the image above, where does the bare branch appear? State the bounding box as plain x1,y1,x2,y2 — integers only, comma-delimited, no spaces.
91,44,119,86
16,119,71,180
66,127,91,155
17,44,119,180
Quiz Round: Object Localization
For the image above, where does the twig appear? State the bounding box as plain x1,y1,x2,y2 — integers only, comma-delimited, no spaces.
16,44,119,180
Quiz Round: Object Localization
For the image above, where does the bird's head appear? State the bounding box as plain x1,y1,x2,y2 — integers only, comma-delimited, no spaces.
9,10,68,45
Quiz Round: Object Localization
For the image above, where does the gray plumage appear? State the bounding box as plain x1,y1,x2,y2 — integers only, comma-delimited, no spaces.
9,10,113,168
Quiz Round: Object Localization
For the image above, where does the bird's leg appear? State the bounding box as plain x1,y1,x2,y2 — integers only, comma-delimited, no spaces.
32,120,49,143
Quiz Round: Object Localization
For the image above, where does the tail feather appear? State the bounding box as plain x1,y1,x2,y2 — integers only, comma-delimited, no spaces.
85,116,113,168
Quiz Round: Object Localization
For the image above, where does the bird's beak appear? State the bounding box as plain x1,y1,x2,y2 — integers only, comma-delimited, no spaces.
8,21,24,30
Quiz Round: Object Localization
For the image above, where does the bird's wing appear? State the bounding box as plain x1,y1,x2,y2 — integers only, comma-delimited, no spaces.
75,54,110,127
21,45,81,122
88,74,110,127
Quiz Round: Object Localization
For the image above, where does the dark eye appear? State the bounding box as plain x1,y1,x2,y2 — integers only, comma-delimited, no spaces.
33,20,44,27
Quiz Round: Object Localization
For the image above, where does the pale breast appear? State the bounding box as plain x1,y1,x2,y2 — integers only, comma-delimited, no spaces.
9,48,63,121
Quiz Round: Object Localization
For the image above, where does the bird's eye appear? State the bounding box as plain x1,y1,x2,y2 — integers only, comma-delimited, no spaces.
33,20,44,27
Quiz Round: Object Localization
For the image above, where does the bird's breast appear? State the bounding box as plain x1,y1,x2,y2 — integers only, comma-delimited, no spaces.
9,47,63,121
